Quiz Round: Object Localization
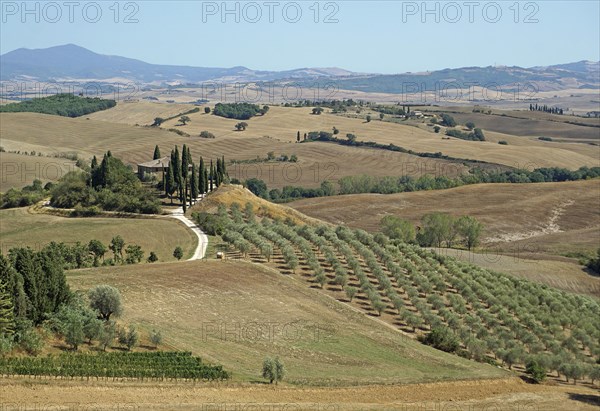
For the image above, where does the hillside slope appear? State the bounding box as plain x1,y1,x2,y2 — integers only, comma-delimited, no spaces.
67,260,506,385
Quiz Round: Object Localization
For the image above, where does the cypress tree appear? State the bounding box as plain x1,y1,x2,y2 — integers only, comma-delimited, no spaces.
0,279,15,336
221,155,227,180
173,146,182,202
209,160,214,192
191,163,199,203
198,157,206,195
0,255,26,319
215,158,222,187
181,145,189,209
91,155,98,170
153,145,161,160
203,168,209,194
166,159,175,204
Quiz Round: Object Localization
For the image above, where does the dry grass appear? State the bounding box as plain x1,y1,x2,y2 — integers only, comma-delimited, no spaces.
0,111,467,190
187,184,321,225
2,377,598,410
0,152,77,192
424,106,600,138
66,260,506,385
2,102,597,193
0,207,197,261
87,100,194,125
288,180,600,240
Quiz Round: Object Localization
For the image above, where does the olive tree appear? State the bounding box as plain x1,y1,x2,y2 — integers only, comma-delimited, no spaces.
88,285,123,321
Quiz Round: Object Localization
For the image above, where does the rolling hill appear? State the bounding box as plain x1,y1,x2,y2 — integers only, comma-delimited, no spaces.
2,44,598,94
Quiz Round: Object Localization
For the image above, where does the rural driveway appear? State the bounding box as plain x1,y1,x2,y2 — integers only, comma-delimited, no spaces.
168,203,208,260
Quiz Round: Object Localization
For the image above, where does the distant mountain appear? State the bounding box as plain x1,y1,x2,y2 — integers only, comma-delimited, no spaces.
1,44,598,93
0,44,358,83
291,62,600,94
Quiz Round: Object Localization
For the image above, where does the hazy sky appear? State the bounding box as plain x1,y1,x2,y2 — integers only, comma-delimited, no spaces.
1,1,599,73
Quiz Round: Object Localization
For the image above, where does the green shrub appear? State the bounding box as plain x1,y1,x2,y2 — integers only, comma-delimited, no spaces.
420,326,460,353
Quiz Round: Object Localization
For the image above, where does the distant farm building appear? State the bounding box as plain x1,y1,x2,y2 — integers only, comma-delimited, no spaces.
137,157,194,177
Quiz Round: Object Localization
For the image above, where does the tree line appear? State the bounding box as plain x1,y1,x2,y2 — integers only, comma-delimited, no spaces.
0,94,116,117
242,165,600,203
381,214,483,250
1,179,53,209
529,103,564,115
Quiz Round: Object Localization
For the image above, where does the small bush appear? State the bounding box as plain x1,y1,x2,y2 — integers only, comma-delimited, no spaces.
526,359,547,383
419,326,459,353
199,131,216,139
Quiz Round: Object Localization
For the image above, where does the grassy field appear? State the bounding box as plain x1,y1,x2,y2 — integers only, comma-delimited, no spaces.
0,207,197,261
67,260,506,385
0,152,77,192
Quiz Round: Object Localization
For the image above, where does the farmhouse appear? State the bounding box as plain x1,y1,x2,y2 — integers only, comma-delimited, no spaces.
137,157,170,177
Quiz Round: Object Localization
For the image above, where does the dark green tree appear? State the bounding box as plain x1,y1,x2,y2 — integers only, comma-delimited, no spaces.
198,157,206,195
109,236,125,263
88,239,107,266
209,160,214,191
165,159,176,204
0,280,15,335
191,163,199,202
153,145,161,160
173,246,184,260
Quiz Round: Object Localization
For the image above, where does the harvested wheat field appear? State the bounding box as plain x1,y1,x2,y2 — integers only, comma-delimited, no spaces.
0,152,78,192
0,112,468,189
288,180,600,249
1,376,598,410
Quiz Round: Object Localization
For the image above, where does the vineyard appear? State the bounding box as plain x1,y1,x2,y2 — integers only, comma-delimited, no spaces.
0,351,229,381
217,204,600,381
